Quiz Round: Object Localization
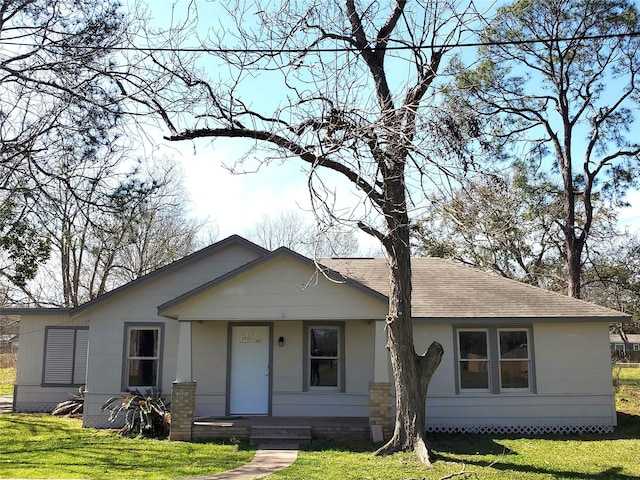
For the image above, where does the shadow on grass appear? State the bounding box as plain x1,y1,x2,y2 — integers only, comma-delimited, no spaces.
428,412,640,454
0,413,84,439
428,413,640,480
430,435,639,479
297,412,640,456
434,454,637,480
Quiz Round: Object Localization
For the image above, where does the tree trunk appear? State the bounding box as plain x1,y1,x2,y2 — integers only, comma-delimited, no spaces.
566,234,583,299
374,168,444,466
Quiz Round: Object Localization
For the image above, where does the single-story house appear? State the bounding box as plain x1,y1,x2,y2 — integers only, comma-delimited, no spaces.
4,235,629,440
610,333,640,360
0,333,18,354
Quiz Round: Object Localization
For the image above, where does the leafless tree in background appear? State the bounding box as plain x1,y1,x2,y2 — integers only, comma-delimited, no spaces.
246,210,361,258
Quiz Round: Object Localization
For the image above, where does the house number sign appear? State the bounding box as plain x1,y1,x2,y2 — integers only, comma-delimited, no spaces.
239,331,262,343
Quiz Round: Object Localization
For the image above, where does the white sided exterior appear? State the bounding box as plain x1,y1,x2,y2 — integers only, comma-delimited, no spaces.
14,312,87,412
163,251,386,419
417,322,616,434
7,235,624,434
80,239,267,428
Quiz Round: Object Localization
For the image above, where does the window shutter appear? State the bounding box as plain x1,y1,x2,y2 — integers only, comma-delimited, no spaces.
73,329,89,385
43,328,89,385
44,329,75,384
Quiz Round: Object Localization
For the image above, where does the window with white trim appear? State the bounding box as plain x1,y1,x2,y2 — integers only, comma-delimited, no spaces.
458,329,490,391
43,327,89,386
634,344,640,352
456,327,533,393
124,324,162,390
498,329,530,390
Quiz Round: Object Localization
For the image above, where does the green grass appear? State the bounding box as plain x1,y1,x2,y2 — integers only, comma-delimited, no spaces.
0,367,14,396
614,365,640,415
0,414,253,479
0,366,639,479
269,420,640,479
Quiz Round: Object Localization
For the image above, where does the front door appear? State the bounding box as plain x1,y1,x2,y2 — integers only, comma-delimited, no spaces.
229,325,271,415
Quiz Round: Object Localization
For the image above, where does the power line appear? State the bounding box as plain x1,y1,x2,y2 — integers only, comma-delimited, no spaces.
1,30,640,54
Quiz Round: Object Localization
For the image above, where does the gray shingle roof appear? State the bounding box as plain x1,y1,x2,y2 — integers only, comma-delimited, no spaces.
610,333,640,343
320,257,628,320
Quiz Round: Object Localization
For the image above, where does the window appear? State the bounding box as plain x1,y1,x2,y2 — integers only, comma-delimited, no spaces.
124,324,162,390
634,344,640,352
43,327,89,386
456,327,533,393
458,330,490,391
498,329,530,390
303,322,345,392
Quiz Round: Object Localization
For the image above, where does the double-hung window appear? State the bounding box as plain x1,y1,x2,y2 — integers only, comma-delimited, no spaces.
43,327,89,386
123,324,163,391
456,327,533,393
304,322,345,392
498,329,530,390
458,330,490,391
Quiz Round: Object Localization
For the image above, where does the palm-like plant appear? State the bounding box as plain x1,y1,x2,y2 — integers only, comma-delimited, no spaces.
101,389,170,438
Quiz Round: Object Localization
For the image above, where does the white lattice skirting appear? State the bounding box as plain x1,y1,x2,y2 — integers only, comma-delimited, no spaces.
427,423,614,435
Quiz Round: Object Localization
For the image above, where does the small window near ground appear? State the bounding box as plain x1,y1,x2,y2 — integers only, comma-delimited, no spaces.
309,327,339,388
125,325,162,390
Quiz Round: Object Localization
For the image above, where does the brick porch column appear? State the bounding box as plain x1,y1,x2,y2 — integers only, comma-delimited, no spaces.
369,381,393,439
369,319,393,439
170,381,196,441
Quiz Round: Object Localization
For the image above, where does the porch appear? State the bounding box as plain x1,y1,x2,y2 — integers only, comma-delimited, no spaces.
192,416,372,444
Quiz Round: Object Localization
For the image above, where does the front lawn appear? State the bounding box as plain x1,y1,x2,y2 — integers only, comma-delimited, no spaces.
270,415,640,480
0,414,253,479
1,413,639,479
0,367,14,396
1,366,639,479
614,364,640,415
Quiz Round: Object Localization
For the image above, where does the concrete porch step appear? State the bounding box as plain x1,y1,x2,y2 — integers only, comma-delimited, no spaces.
250,425,312,445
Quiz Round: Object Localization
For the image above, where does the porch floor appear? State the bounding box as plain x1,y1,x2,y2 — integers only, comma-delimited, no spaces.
192,416,372,443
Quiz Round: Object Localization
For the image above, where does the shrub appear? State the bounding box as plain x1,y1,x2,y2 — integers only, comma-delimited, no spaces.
52,386,85,416
101,389,170,438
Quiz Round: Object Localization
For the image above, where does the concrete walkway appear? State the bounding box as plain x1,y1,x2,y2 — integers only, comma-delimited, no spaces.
0,395,12,413
184,443,299,480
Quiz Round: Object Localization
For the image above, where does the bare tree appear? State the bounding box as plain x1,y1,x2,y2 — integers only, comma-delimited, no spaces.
414,167,567,289
246,210,360,257
0,0,129,285
413,166,640,303
2,149,209,308
121,0,480,464
247,211,313,252
448,0,640,298
115,160,212,283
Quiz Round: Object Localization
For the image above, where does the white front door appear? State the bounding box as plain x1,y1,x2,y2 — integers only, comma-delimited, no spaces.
229,325,271,415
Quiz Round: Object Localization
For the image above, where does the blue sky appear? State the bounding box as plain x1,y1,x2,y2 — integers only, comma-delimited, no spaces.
138,0,640,252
